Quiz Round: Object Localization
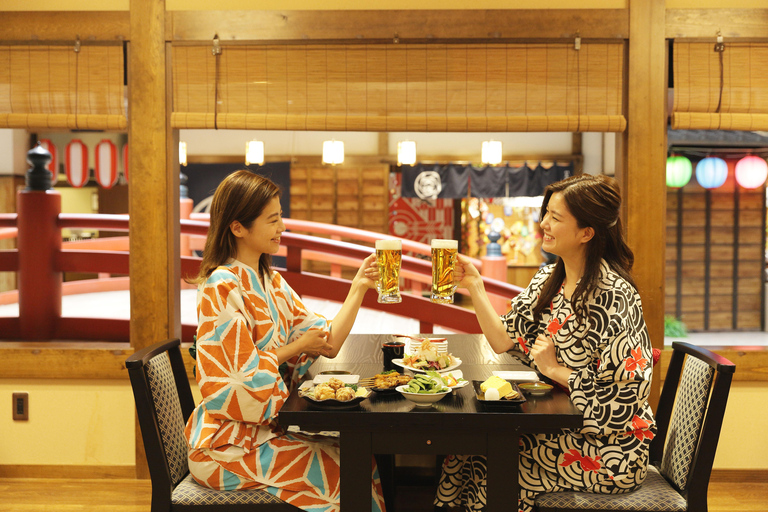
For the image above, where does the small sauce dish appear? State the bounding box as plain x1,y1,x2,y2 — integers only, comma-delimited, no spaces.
518,382,554,396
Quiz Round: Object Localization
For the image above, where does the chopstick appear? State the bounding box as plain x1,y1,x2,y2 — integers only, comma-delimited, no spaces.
358,377,376,386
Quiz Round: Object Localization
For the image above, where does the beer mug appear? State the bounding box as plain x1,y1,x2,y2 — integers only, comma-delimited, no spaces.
375,239,402,304
431,239,458,304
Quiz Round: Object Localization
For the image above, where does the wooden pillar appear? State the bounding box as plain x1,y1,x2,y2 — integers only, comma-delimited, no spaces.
129,0,181,478
621,0,667,407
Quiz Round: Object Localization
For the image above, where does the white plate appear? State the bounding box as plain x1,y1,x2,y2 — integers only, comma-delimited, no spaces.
392,357,462,374
313,374,360,385
395,335,448,355
492,370,539,382
440,370,470,389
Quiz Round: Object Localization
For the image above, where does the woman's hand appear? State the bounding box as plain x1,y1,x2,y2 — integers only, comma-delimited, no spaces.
298,329,333,358
454,254,483,290
529,334,574,387
529,334,558,376
356,253,379,290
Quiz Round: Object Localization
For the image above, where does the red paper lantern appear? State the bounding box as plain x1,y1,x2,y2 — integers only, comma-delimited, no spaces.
95,139,118,188
122,143,129,183
65,139,89,188
735,155,768,189
38,139,58,185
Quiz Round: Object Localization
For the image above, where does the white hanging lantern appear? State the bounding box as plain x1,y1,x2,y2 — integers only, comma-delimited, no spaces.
65,139,89,188
322,140,344,165
397,140,417,166
481,140,502,165
245,140,265,166
94,139,119,189
38,139,58,185
179,141,187,167
122,143,129,183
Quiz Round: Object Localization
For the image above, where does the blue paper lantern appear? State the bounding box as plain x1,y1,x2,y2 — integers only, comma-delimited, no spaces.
666,155,692,188
695,157,728,189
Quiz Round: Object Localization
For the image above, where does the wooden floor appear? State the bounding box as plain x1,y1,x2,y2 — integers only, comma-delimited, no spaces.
1,477,767,512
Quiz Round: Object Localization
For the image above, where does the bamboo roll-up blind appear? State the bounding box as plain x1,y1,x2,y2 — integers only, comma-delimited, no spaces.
672,42,768,130
0,45,126,131
172,43,626,132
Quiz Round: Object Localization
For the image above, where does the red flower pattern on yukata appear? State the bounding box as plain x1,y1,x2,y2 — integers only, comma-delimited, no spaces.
560,449,602,474
517,337,530,354
624,415,655,441
623,347,649,378
547,313,572,337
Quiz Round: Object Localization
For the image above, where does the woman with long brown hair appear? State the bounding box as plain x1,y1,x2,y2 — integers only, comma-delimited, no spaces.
435,174,655,512
185,170,386,512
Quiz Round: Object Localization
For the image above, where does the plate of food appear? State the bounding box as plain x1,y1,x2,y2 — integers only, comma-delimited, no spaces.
396,373,452,407
360,370,413,394
299,378,372,409
472,377,526,405
393,339,461,374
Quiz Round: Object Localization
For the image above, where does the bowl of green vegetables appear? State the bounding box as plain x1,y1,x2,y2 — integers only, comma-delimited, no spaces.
396,373,451,407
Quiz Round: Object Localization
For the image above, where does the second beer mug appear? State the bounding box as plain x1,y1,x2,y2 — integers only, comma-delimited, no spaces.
376,239,402,304
431,239,458,304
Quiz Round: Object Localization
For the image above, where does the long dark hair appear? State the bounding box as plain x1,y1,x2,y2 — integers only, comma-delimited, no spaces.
532,174,636,326
191,170,281,283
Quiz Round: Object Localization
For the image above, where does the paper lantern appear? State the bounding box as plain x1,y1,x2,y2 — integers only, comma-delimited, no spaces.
695,157,727,189
122,143,129,182
481,140,502,165
397,141,417,166
94,139,118,188
666,155,692,188
322,140,344,165
735,155,768,189
65,139,89,188
245,140,264,166
38,139,58,185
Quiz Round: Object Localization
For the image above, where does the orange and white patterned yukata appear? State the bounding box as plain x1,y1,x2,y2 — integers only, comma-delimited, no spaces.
185,260,386,512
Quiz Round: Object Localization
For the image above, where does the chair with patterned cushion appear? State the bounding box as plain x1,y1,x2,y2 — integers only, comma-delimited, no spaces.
126,338,300,511
535,341,735,512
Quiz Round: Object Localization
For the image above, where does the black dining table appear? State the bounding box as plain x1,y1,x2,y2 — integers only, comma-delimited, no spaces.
278,333,583,512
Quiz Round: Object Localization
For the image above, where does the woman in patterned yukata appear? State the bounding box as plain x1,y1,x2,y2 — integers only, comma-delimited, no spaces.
185,170,386,512
434,174,655,512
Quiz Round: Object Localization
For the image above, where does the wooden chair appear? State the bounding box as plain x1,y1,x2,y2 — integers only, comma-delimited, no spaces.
535,341,735,512
126,338,299,511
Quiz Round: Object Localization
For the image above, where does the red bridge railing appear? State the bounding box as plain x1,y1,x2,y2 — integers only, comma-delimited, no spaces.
0,146,522,342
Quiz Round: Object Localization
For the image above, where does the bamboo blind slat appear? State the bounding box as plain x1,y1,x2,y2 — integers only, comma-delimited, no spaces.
672,42,768,130
0,45,126,131
172,42,626,133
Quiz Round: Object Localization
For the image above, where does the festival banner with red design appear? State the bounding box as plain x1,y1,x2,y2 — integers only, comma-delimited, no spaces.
388,172,454,245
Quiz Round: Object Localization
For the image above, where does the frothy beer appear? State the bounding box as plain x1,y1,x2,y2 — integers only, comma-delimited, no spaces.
431,239,458,304
376,239,402,304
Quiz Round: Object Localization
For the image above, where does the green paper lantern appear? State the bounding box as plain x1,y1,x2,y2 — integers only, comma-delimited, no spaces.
666,155,692,188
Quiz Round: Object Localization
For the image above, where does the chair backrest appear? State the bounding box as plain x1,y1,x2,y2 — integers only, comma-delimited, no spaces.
126,338,197,492
650,342,735,508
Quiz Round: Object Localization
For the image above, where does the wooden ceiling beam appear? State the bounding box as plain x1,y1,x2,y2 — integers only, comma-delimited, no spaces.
666,8,768,39
0,12,131,42
169,9,629,42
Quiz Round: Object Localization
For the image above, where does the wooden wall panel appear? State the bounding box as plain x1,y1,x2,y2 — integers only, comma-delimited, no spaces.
289,162,389,274
665,182,765,332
